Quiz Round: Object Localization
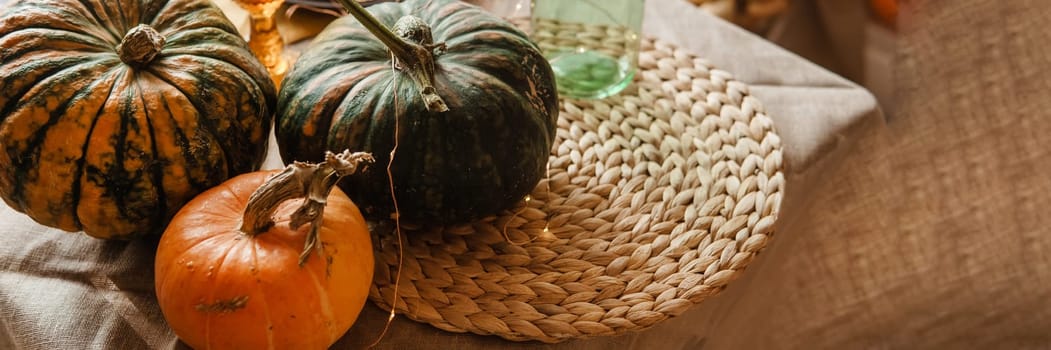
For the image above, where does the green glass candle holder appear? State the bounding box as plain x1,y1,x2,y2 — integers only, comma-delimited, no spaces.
531,0,645,99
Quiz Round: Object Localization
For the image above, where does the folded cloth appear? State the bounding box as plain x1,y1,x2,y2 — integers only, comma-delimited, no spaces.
0,206,178,349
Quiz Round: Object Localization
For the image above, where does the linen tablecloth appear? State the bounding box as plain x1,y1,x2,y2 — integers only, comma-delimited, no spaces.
0,0,882,348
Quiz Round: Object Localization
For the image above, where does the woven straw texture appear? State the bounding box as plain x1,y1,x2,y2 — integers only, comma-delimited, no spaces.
367,37,785,343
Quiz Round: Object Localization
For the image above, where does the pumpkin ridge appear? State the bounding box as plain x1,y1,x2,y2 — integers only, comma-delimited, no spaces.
463,67,550,216
5,60,118,217
99,0,133,36
301,254,338,338
200,233,248,348
78,3,123,43
248,238,278,348
133,75,169,229
428,11,526,41
76,69,156,237
440,27,536,50
156,49,270,104
438,63,551,139
87,0,130,41
151,68,237,194
279,65,388,163
142,65,233,180
153,54,272,172
338,70,399,155
311,27,383,54
350,74,402,160
439,34,555,116
0,28,114,58
437,60,526,98
159,27,253,58
41,67,125,231
151,76,210,192
159,79,230,182
2,58,113,140
15,2,121,43
417,0,461,25
157,50,276,121
148,0,240,39
67,68,123,232
110,76,141,227
187,54,273,171
138,0,170,27
340,69,482,219
439,66,544,210
164,229,241,281
440,29,540,58
0,55,109,121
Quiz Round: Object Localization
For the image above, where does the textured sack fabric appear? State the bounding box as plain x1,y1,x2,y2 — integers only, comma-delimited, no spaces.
675,1,1051,348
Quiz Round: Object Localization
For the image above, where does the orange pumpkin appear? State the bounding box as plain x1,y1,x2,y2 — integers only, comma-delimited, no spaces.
154,150,375,349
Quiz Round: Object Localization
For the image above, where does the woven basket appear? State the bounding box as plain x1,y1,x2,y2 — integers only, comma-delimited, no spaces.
367,36,785,343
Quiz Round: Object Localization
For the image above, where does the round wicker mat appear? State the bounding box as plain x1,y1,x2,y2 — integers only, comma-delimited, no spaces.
367,37,784,343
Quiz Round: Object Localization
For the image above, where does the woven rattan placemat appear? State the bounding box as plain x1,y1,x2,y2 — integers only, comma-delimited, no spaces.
367,37,784,343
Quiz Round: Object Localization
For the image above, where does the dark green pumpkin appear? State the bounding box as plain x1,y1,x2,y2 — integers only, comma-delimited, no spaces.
0,0,276,239
277,0,558,224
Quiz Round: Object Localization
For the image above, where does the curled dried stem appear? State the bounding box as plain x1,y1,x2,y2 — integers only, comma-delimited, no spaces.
239,150,374,265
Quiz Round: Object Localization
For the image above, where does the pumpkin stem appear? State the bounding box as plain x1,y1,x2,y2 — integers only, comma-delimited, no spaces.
239,150,374,265
117,24,165,67
333,0,449,112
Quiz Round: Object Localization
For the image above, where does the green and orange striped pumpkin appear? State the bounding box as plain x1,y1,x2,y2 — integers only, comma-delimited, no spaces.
0,0,276,239
277,0,559,224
